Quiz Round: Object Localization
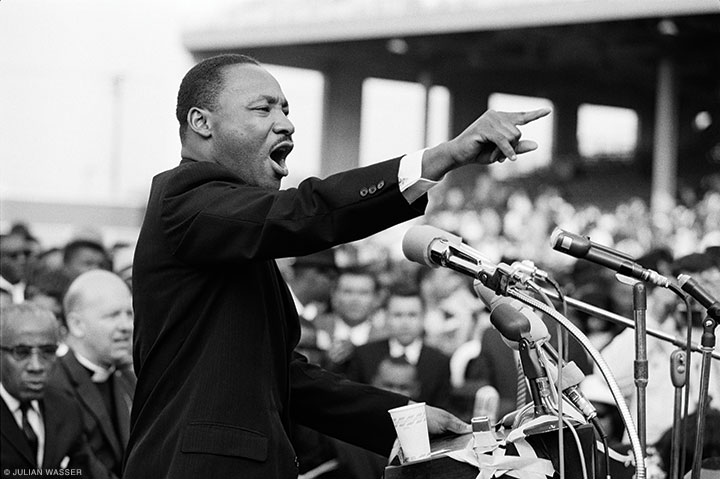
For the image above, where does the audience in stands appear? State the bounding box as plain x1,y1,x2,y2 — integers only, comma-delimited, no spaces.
49,270,135,478
0,173,718,475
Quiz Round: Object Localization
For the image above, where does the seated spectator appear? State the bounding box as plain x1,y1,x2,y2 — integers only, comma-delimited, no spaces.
0,303,101,476
371,356,421,399
419,265,482,357
63,239,111,280
24,268,73,325
1,231,33,304
49,270,135,479
346,281,451,409
110,243,135,290
313,266,385,374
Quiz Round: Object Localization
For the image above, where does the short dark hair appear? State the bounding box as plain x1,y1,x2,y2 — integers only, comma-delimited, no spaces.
336,265,379,292
384,281,424,309
63,239,107,265
176,53,261,138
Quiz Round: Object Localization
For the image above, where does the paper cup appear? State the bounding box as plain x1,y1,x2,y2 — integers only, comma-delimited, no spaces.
388,402,431,462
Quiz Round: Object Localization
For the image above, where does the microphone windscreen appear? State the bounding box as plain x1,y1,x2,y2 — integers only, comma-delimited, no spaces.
402,225,457,267
490,303,531,342
549,227,564,249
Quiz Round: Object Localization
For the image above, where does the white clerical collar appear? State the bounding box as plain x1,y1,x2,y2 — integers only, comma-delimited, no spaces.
73,351,115,383
388,338,423,365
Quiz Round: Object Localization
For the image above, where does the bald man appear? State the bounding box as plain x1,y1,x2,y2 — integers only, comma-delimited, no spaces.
49,270,135,479
1,303,100,476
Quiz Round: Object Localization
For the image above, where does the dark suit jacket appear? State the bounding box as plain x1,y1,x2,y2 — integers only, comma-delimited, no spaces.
124,158,426,479
346,339,452,409
465,328,520,418
49,352,135,479
0,386,102,478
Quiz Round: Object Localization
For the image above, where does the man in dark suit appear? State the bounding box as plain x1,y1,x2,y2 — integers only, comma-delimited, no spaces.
50,270,135,479
347,282,452,409
1,303,101,477
123,53,550,479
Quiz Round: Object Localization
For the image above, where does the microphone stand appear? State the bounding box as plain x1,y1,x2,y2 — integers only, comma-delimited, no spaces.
519,339,551,418
537,287,720,361
669,349,686,479
690,309,719,479
633,283,648,455
493,284,647,479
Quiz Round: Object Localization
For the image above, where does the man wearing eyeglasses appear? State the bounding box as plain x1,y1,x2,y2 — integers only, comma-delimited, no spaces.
49,270,135,479
0,303,100,477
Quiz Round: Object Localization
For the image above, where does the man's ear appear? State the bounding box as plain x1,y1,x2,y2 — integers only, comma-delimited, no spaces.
65,312,86,339
187,107,212,138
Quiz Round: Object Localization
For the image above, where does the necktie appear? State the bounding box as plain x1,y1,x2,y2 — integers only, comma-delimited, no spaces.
516,356,527,410
20,402,38,463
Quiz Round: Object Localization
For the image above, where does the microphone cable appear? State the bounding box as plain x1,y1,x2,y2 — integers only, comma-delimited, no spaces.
503,287,646,479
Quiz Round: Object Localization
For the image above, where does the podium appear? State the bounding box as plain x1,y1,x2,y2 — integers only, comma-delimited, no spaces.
384,423,634,479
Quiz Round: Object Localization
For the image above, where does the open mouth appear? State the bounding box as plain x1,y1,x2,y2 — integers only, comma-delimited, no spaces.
269,141,293,177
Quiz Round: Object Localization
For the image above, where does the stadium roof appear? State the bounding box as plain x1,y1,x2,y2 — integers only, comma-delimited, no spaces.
184,0,718,49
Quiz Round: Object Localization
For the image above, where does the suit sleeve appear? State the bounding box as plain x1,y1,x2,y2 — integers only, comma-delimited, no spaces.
289,352,407,456
159,159,427,266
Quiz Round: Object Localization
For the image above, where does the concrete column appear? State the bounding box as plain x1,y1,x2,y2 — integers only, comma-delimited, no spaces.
448,82,490,137
551,98,579,161
651,57,679,214
320,67,364,177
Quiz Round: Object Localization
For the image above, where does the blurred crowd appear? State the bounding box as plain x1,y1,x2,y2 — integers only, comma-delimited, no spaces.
1,173,720,478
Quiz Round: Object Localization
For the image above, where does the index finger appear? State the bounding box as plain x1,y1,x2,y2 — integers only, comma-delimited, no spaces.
511,108,552,125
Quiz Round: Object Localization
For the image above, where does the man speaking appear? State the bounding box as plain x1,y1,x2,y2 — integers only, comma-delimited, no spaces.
123,53,550,479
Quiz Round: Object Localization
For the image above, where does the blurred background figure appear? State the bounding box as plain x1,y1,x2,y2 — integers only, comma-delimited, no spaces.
1,303,100,476
50,270,135,479
314,266,385,374
419,265,483,357
63,239,111,280
370,356,421,399
288,249,339,365
0,229,34,305
346,281,451,409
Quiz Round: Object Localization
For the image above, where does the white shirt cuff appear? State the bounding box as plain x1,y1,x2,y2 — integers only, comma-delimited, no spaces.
398,148,439,204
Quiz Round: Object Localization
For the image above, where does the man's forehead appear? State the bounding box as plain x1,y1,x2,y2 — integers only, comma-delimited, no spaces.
222,64,286,99
2,317,57,343
0,234,26,251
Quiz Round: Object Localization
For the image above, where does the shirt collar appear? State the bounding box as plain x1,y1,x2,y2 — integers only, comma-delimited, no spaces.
388,338,423,365
0,382,39,414
73,351,115,383
333,318,372,346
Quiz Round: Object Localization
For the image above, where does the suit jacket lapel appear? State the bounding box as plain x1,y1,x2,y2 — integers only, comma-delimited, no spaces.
1,397,36,466
61,353,123,459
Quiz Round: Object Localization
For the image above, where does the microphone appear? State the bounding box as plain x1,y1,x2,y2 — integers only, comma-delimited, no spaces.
678,274,720,310
402,225,496,280
475,282,598,419
550,227,671,288
678,275,720,322
402,225,551,293
475,282,550,348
